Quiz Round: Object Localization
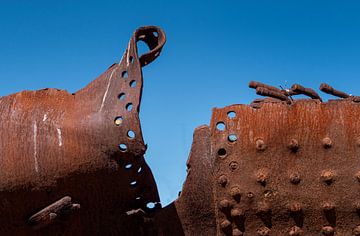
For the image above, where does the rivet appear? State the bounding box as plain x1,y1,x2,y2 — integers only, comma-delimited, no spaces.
220,219,231,230
256,139,267,151
218,175,228,187
233,228,244,236
322,202,335,212
229,161,239,171
230,186,241,201
231,208,245,218
257,202,271,214
289,226,303,236
322,137,332,149
321,170,335,185
257,226,271,236
219,199,231,211
288,139,299,152
256,171,268,186
289,202,302,213
290,173,301,185
353,226,360,236
322,226,334,235
355,171,360,182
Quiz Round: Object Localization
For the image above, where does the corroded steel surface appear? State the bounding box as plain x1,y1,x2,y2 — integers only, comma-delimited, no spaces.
0,26,165,235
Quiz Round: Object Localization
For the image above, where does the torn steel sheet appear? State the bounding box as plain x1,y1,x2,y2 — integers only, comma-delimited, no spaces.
0,26,165,235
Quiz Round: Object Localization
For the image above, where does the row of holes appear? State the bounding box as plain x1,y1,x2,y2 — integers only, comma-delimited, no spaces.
115,50,156,210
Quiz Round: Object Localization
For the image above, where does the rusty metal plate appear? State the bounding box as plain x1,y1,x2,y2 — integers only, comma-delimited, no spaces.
0,26,165,235
211,99,360,235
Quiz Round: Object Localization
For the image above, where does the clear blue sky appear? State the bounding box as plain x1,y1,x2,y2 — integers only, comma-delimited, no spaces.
1,1,360,205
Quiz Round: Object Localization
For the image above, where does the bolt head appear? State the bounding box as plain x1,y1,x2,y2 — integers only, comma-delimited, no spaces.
290,173,301,185
256,139,267,151
322,137,333,149
288,139,299,152
321,170,335,185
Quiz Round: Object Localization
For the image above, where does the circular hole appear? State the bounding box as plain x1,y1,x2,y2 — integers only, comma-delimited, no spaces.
228,134,237,143
125,164,132,169
129,80,137,88
137,167,143,173
216,122,226,131
227,111,236,119
218,148,227,157
119,143,127,152
129,56,134,64
118,93,126,101
126,103,133,111
130,181,137,187
122,71,128,78
127,130,135,139
153,31,158,37
114,116,123,126
146,202,156,209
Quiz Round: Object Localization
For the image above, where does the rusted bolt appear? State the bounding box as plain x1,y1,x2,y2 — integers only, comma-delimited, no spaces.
322,202,335,212
256,171,268,186
355,171,360,182
322,137,333,149
230,186,241,201
220,219,231,230
288,139,299,152
218,175,228,187
353,226,360,236
322,226,335,235
231,208,245,218
233,228,244,236
229,161,238,171
289,202,302,213
290,172,301,185
218,199,231,211
257,202,271,214
257,226,271,236
321,170,335,185
256,139,267,151
289,226,303,236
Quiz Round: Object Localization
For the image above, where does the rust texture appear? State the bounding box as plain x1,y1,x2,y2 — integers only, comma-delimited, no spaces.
1,26,360,236
0,26,165,235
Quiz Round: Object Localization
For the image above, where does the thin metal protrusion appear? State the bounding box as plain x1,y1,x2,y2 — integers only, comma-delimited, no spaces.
320,83,350,98
291,84,322,101
28,196,80,229
256,87,290,103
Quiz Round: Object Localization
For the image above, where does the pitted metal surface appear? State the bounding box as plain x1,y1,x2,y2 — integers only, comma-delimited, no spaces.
211,98,360,235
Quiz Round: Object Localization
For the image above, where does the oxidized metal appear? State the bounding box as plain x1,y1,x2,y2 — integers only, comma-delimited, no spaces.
1,26,360,236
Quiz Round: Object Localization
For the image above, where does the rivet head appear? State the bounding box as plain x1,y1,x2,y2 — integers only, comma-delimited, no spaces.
220,219,231,230
288,139,299,152
322,202,335,212
233,228,244,236
230,186,241,201
289,226,303,236
355,171,360,182
321,170,335,185
256,170,268,186
289,202,302,213
322,137,333,149
290,173,301,185
247,192,255,199
353,226,360,236
218,175,228,187
219,199,231,211
229,161,239,171
257,226,271,236
231,208,245,218
322,226,334,235
257,202,271,214
256,139,267,151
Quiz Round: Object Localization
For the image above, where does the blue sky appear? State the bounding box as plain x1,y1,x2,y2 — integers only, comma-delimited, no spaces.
1,1,360,205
